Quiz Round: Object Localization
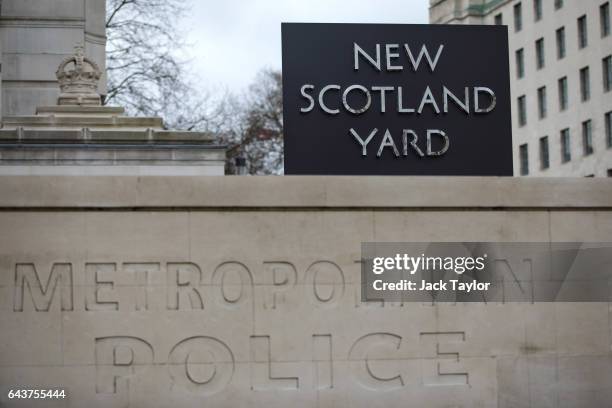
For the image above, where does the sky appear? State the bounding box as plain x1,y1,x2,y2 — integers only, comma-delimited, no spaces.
184,0,428,93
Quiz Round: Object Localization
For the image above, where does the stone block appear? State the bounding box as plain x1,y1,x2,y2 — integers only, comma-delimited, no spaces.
0,177,609,406
1,0,84,19
0,311,63,366
550,211,612,242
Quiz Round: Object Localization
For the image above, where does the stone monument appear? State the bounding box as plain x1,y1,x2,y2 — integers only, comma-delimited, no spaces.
0,45,226,176
55,44,102,107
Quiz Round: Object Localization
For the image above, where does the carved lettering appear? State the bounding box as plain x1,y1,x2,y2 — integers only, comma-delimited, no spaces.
420,331,468,386
123,263,159,311
167,263,204,310
212,261,253,308
348,333,403,391
168,336,234,394
262,262,297,309
250,335,299,390
14,263,73,311
312,334,333,390
305,261,345,306
95,336,154,394
86,263,119,311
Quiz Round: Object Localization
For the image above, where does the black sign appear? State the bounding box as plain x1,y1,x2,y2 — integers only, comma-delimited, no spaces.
281,23,513,175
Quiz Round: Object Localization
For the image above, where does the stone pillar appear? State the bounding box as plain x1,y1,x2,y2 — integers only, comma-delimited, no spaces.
0,29,3,125
0,0,106,116
85,0,107,98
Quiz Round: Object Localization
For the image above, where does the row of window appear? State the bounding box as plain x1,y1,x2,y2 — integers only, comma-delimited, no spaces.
516,57,612,126
497,1,611,40
513,13,610,80
518,112,612,175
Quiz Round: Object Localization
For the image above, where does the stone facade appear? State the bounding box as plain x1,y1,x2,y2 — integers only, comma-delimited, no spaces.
430,0,612,177
0,0,106,117
0,176,611,407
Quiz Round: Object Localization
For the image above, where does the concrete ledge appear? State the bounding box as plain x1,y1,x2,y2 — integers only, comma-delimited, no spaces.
0,176,610,209
36,105,126,115
0,129,217,143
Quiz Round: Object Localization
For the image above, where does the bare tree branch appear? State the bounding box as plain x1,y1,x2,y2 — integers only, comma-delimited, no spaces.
105,1,284,174
220,69,284,175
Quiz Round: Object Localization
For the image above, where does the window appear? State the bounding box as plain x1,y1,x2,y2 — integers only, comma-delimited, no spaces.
535,38,545,69
539,136,550,169
582,120,594,155
537,86,547,119
515,48,525,78
495,13,503,25
556,27,566,59
602,2,611,37
514,3,523,32
603,55,612,92
518,95,527,127
534,0,542,21
519,144,529,175
555,0,563,10
606,111,612,148
578,15,588,48
561,128,571,163
580,66,590,102
558,76,568,111
608,169,612,177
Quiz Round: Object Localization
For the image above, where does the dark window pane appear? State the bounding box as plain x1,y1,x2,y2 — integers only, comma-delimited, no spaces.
603,55,612,92
580,67,590,101
514,3,523,32
534,0,542,21
558,77,568,110
578,15,588,48
518,95,527,126
539,136,549,169
561,129,571,163
537,86,547,119
601,2,611,37
606,111,612,148
516,48,525,78
556,27,566,59
536,38,545,69
520,144,529,175
582,120,594,156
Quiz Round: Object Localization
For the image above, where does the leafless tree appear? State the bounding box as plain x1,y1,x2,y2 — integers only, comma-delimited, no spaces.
105,0,227,131
223,69,284,175
105,1,284,173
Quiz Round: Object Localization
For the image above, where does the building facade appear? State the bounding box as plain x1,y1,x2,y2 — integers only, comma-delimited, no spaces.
430,0,612,177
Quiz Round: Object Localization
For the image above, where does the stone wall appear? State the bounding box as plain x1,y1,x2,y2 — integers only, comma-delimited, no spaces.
0,176,610,407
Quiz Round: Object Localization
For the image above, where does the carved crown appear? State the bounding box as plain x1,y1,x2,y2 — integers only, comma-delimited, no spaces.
55,44,102,106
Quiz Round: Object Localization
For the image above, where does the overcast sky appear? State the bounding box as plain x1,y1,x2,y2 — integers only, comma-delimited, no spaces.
184,0,428,93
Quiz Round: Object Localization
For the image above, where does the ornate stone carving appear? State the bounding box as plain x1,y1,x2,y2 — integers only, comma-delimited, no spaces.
55,44,102,106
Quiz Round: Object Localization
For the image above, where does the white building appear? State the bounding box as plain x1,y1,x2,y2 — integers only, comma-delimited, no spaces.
430,0,612,177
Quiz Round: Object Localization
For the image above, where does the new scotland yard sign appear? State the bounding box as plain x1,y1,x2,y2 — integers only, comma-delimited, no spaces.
282,23,513,175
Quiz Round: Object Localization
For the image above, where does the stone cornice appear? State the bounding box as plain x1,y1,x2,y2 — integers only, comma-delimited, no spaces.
0,176,609,210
